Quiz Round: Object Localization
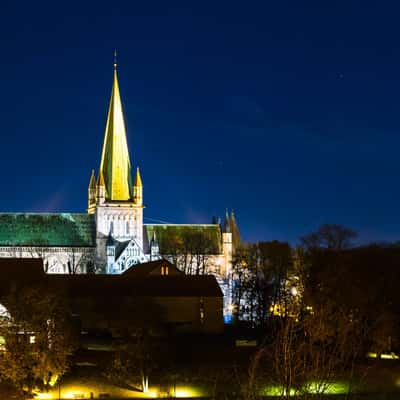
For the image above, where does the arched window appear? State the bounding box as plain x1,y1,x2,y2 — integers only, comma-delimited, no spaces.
126,221,130,235
110,221,114,233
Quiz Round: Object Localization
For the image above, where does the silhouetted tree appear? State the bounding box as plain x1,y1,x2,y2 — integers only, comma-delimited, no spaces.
0,287,77,398
231,241,294,327
300,224,357,250
158,228,216,275
105,298,165,393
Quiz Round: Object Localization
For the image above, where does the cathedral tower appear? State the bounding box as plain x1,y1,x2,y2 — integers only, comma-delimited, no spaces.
90,60,146,273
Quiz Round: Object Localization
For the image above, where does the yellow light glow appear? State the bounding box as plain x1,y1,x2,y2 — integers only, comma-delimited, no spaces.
61,386,89,399
307,381,349,394
262,385,296,396
63,393,85,399
366,352,399,360
43,374,59,387
269,303,286,316
175,389,194,397
262,381,350,397
174,386,204,398
381,353,399,360
145,389,159,398
36,393,53,399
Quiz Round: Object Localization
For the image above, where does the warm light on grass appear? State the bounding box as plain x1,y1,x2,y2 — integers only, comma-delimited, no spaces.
175,386,204,397
36,393,53,400
145,388,159,398
59,385,93,399
307,380,349,394
262,385,296,396
63,391,86,399
261,380,350,396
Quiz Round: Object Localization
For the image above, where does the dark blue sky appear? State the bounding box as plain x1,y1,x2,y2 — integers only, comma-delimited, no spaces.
1,1,400,244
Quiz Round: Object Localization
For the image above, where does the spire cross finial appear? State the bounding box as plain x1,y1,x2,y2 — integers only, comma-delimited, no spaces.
114,49,117,70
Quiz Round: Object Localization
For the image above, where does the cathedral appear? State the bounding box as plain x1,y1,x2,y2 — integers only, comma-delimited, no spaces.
0,62,240,313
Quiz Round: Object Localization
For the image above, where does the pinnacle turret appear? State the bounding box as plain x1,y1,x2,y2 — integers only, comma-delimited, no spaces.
97,170,105,187
89,169,96,189
223,209,231,233
87,169,97,213
133,167,143,205
134,167,143,187
230,210,241,248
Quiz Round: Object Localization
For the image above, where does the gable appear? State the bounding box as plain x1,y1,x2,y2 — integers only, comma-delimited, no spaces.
122,260,183,277
113,238,147,271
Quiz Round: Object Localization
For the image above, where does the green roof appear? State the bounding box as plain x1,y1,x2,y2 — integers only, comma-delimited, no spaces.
144,224,222,254
0,213,95,247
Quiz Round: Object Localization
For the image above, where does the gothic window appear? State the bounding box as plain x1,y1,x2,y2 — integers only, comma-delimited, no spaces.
110,221,114,233
126,221,130,235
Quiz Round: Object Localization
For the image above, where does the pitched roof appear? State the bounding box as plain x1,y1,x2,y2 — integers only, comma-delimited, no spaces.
0,258,223,301
122,259,183,277
0,259,45,297
0,258,45,280
47,274,223,297
143,224,222,254
0,258,222,298
0,213,96,247
115,239,130,258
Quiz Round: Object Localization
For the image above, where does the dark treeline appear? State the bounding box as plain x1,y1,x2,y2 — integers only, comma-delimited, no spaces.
231,224,400,398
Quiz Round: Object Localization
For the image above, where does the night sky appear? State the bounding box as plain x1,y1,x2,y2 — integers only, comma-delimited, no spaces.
1,1,400,244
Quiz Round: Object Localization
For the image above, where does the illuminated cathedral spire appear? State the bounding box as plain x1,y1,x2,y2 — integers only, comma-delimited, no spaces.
99,57,133,201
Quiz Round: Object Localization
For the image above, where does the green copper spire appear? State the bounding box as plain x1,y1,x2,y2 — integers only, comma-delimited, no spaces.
99,62,133,201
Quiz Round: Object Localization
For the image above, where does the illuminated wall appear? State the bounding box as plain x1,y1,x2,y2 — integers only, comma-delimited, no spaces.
0,246,94,274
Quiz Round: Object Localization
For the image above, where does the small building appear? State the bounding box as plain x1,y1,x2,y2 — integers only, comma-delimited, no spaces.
0,258,224,335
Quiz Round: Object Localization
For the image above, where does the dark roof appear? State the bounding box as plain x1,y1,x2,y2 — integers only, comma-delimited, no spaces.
47,274,223,297
0,258,45,280
143,224,222,254
0,213,95,247
0,259,222,298
122,259,183,277
0,259,45,296
115,240,130,258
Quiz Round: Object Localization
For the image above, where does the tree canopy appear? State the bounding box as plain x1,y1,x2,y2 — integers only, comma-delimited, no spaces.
0,286,77,397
